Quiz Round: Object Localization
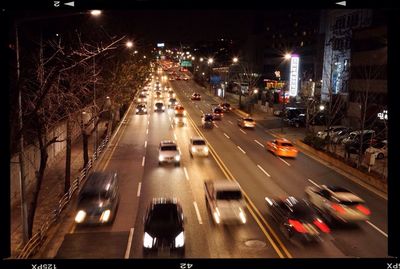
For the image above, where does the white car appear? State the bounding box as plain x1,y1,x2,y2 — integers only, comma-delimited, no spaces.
317,126,348,140
189,137,209,157
366,140,387,159
237,117,256,128
158,140,181,166
305,185,370,223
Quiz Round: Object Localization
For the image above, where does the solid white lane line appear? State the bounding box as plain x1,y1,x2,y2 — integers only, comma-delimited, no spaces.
240,129,247,134
137,182,142,197
257,164,271,177
183,167,189,181
223,133,230,139
144,141,147,148
278,157,291,166
237,146,246,154
228,120,234,125
214,123,219,128
174,133,177,140
254,140,265,148
146,128,149,134
193,202,203,224
200,109,204,114
307,178,321,188
124,228,134,258
142,156,145,167
366,221,388,237
147,120,150,125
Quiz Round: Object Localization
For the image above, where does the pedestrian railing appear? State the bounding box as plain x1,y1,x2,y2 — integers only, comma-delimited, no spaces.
16,134,110,259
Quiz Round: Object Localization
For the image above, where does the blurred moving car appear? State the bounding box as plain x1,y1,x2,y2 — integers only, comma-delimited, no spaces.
305,185,370,223
168,98,178,108
265,138,298,158
136,103,148,115
154,101,166,112
189,137,209,157
191,93,201,101
204,179,247,225
174,105,186,116
158,140,181,166
201,113,214,129
173,113,187,127
137,93,147,103
74,171,120,225
168,90,176,98
154,91,163,99
212,107,223,120
265,196,330,242
366,140,387,159
237,117,256,128
219,102,232,112
143,198,185,256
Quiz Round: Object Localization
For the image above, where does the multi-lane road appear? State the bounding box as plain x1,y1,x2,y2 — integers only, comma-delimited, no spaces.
55,74,387,259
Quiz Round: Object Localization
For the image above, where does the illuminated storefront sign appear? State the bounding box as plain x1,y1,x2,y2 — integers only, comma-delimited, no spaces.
289,55,299,97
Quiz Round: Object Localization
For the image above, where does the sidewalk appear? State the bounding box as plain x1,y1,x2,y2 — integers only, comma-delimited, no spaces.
201,89,387,195
10,122,108,258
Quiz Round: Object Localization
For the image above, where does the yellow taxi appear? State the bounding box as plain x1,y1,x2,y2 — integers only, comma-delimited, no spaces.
265,138,298,158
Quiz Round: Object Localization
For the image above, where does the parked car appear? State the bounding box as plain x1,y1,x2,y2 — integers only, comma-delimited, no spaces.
332,128,353,144
265,196,330,242
265,138,298,158
237,117,256,128
317,126,348,140
342,130,375,145
366,140,387,159
143,198,185,256
310,112,327,125
305,185,370,224
289,113,306,128
219,102,232,112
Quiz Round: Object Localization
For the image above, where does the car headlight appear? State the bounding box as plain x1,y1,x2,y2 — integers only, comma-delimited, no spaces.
158,155,163,162
162,106,165,110
175,155,181,161
191,146,196,152
143,109,147,112
143,232,154,248
174,232,185,248
100,209,111,223
136,109,139,112
213,208,221,224
204,147,209,153
75,210,86,223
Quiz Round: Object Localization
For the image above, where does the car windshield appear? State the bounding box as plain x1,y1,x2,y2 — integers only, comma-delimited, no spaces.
155,103,163,107
192,140,206,145
175,114,184,118
289,202,316,220
216,190,242,200
79,191,109,202
161,145,177,151
148,204,179,228
138,105,145,109
280,142,294,147
214,108,222,113
244,118,254,122
169,98,176,102
204,115,213,121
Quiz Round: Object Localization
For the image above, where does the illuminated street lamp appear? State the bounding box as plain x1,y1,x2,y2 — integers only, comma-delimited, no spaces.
319,105,325,111
90,10,102,16
126,41,133,48
199,57,204,62
232,57,239,64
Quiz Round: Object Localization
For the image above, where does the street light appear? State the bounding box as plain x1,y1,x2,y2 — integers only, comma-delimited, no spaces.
232,57,239,64
126,41,133,48
90,10,102,16
208,58,214,94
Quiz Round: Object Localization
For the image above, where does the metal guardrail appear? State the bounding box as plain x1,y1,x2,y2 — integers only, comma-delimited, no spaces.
16,134,110,259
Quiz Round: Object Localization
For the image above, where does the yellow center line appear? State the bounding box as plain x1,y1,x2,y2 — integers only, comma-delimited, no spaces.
185,112,292,258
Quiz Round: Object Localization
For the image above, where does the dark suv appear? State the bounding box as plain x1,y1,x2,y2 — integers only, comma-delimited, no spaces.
143,198,185,257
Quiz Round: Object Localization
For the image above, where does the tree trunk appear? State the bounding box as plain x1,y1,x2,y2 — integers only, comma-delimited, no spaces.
27,133,48,238
64,119,71,193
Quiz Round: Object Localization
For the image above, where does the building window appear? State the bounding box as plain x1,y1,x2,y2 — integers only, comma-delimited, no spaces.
300,41,304,47
303,31,307,36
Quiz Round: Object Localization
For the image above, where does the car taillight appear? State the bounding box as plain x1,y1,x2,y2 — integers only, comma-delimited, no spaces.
288,219,307,233
331,203,346,214
313,219,330,233
356,205,371,215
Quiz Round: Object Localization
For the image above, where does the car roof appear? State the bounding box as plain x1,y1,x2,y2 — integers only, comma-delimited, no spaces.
275,138,292,143
81,171,117,193
324,186,365,203
151,197,179,206
210,180,242,191
160,140,177,146
191,136,205,142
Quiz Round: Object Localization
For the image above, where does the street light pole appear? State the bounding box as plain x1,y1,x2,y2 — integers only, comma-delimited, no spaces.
93,56,98,159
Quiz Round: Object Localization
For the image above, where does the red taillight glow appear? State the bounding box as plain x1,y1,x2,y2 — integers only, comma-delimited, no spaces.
356,205,371,215
288,219,307,233
313,219,331,233
331,203,346,213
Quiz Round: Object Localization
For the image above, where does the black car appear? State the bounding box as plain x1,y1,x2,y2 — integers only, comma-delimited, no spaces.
219,102,232,112
265,196,330,242
136,104,148,114
143,198,185,256
168,98,178,108
289,113,306,128
212,107,223,120
202,113,214,129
